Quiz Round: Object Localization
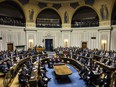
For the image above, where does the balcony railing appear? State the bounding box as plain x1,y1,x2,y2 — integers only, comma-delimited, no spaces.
71,19,99,28
36,18,61,28
0,16,25,27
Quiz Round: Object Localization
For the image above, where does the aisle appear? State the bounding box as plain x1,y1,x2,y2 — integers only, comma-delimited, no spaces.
0,77,4,87
10,74,19,87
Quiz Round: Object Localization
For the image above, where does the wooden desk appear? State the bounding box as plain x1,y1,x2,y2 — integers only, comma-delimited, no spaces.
95,61,116,71
53,63,72,76
36,48,44,52
29,70,38,87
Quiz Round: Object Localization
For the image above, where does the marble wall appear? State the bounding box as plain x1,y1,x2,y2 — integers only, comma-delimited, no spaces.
0,25,25,50
0,25,116,51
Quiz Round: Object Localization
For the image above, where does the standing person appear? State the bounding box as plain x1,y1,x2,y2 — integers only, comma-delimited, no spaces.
70,49,73,58
2,62,8,74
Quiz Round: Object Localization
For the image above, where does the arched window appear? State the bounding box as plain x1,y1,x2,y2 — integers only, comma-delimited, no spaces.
36,8,62,28
0,1,25,26
71,6,99,28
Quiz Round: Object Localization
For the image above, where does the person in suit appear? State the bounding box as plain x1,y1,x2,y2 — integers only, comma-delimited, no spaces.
7,59,13,69
79,66,87,79
47,58,53,68
40,64,47,72
76,53,80,60
111,60,116,67
86,70,94,85
18,70,29,87
104,72,111,87
98,71,106,87
1,62,8,74
39,69,51,87
18,65,31,86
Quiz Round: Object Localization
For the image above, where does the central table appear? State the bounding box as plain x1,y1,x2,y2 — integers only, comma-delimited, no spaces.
53,63,72,76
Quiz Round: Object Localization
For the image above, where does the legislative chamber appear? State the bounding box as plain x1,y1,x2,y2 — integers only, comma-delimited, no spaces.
0,0,116,87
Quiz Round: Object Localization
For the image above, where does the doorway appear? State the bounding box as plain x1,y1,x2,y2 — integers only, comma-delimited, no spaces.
82,42,87,49
45,39,53,51
7,43,13,51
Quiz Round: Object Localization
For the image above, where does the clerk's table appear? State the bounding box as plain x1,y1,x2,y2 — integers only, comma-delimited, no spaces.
53,63,72,76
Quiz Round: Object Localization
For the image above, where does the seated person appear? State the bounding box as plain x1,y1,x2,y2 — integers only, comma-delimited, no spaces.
98,72,106,87
102,59,107,64
79,66,87,79
40,70,47,77
85,52,90,57
85,70,94,85
105,51,109,57
47,59,53,68
39,70,51,87
52,57,56,63
76,53,80,60
39,64,47,73
0,55,3,60
7,59,13,69
18,70,29,87
94,65,101,74
105,59,110,65
55,56,61,63
110,60,116,67
42,76,51,86
1,62,8,73
21,66,30,79
103,72,111,87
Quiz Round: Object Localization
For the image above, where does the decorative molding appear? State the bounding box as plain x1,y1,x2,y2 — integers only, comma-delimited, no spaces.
46,31,51,37
98,26,112,31
60,29,73,32
24,28,37,31
0,25,25,30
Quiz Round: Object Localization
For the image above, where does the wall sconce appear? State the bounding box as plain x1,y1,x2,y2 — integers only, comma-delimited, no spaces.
29,39,33,48
64,39,68,47
102,40,107,50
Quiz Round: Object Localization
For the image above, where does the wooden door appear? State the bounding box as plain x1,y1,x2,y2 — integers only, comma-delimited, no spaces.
82,42,87,49
7,43,13,51
45,39,53,51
